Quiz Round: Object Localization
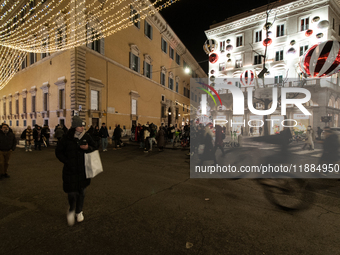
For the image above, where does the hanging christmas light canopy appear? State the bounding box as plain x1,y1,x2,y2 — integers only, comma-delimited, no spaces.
300,40,340,77
0,0,180,90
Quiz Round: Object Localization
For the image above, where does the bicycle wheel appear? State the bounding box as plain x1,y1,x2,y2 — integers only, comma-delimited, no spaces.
261,178,315,211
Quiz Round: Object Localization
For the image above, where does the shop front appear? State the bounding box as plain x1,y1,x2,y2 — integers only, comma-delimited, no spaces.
270,115,284,135
292,113,310,135
232,116,244,135
214,115,227,127
248,115,263,136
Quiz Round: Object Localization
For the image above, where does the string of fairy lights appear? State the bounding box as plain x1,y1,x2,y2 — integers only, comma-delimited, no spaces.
0,0,179,90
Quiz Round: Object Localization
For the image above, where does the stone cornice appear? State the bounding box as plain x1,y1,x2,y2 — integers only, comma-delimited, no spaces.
206,0,329,38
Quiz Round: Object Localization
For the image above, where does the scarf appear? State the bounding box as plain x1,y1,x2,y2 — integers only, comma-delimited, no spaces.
74,130,86,140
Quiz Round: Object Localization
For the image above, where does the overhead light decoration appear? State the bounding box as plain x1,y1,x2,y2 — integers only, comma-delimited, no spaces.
300,40,340,77
305,29,313,37
209,53,219,64
262,38,272,46
0,0,180,90
203,39,218,54
240,70,254,86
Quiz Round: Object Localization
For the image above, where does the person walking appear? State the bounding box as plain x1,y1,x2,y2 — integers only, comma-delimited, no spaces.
319,127,339,165
302,126,315,150
55,116,96,226
55,126,64,143
42,125,51,147
92,126,101,150
143,125,150,153
0,123,16,179
33,125,43,150
317,127,323,140
113,124,122,150
99,123,109,152
24,126,34,151
214,125,225,156
156,126,166,151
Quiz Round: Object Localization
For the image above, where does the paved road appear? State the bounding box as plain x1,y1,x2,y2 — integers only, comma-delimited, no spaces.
0,144,339,255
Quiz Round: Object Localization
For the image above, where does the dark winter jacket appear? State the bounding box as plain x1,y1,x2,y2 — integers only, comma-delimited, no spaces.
55,129,96,193
113,126,121,140
0,130,16,151
99,126,109,138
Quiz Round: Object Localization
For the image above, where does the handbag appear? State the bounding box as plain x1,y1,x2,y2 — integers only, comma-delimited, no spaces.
85,150,103,178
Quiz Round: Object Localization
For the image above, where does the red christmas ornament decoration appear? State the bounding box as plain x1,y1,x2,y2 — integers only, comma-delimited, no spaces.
262,38,272,47
240,70,254,86
209,53,219,64
305,29,313,37
300,40,340,78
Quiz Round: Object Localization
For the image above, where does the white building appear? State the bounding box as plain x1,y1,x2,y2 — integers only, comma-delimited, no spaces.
203,0,340,136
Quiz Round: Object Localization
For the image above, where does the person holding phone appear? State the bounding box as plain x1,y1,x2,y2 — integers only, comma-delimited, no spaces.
55,116,96,226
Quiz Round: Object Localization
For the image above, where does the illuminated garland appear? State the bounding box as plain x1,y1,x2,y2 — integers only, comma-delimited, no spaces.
0,0,180,91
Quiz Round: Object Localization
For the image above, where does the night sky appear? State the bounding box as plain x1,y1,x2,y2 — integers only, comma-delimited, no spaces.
159,0,280,73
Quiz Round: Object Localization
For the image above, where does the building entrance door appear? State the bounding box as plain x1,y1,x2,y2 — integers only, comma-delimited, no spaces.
92,118,99,127
168,107,172,126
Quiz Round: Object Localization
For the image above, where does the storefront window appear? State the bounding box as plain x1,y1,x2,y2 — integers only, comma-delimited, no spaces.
292,114,310,134
270,115,284,135
232,116,244,135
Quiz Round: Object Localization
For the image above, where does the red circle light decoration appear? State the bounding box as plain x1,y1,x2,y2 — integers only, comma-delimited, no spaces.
240,70,254,86
262,38,272,46
305,29,313,37
300,40,340,78
209,53,219,64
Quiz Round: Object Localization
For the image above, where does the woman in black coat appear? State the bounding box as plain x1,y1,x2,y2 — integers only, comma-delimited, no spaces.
55,116,96,226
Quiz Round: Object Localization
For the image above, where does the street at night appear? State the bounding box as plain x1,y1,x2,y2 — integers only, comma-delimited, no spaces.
0,142,339,255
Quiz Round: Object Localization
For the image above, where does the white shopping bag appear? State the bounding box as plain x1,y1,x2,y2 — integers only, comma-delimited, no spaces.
85,150,103,178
